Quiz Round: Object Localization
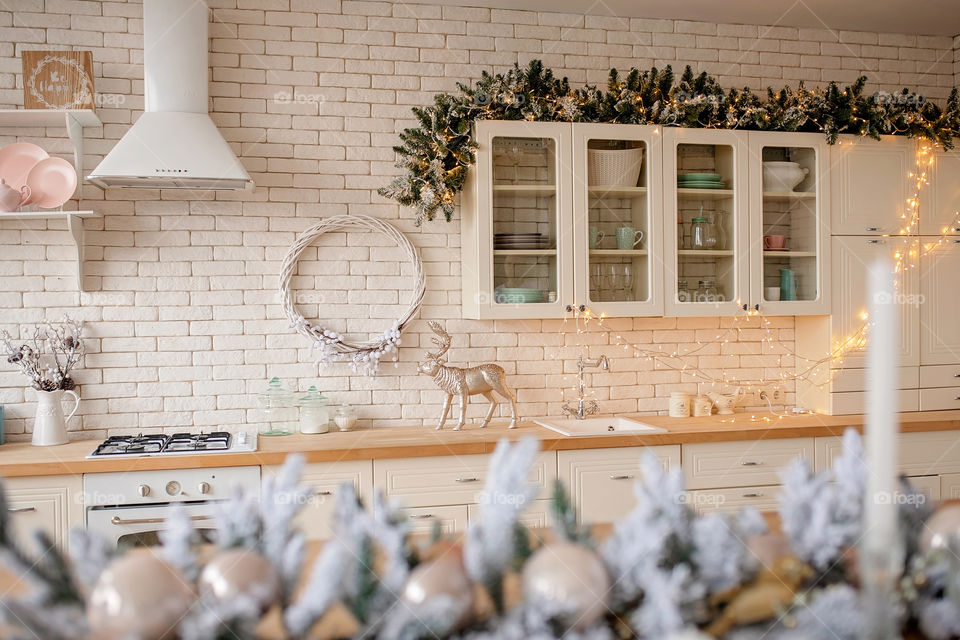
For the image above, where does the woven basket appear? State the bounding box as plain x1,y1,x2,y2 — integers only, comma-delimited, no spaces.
587,147,645,186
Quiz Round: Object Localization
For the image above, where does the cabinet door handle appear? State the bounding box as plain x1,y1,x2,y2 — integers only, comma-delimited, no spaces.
609,474,634,480
454,477,479,483
866,227,882,232
742,492,764,498
408,513,434,519
867,239,884,244
315,490,333,496
952,227,960,232
953,373,960,378
111,515,214,526
740,461,762,466
953,239,960,244
7,506,37,514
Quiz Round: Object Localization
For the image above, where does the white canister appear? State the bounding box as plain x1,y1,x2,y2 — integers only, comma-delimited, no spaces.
668,391,691,418
692,395,713,417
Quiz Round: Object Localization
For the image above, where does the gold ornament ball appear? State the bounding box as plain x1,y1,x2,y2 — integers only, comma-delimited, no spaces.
198,548,281,614
522,541,611,631
87,549,196,640
920,500,960,553
401,552,474,632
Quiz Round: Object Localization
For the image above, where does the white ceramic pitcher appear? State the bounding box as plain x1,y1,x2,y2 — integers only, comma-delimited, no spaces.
32,389,79,446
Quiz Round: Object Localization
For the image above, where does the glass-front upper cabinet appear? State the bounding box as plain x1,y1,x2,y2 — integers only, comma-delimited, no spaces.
663,128,749,316
572,124,663,317
748,132,830,315
461,121,573,319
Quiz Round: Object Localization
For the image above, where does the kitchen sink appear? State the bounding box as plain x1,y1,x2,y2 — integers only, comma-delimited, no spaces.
533,416,667,437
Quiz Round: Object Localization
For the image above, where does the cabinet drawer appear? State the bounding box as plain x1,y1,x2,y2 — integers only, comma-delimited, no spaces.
5,474,83,553
831,367,919,392
686,485,782,515
830,389,919,415
920,387,960,411
558,445,680,525
906,475,940,502
682,438,814,490
398,505,468,536
941,473,960,500
262,460,372,541
374,452,556,508
920,365,960,388
817,431,960,475
468,498,553,530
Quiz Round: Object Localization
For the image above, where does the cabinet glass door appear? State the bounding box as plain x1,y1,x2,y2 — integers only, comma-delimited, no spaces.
572,124,662,316
749,133,830,315
663,129,748,316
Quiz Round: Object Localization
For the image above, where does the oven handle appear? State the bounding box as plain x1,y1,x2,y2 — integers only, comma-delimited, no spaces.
110,514,215,526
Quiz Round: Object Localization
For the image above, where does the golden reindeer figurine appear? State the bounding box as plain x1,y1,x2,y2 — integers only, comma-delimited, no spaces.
418,321,519,431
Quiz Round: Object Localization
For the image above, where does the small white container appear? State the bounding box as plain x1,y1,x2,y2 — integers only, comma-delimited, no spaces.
692,395,713,417
333,405,358,431
668,391,691,418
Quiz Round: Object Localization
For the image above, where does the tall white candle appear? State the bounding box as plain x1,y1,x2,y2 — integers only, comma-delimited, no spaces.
860,259,903,640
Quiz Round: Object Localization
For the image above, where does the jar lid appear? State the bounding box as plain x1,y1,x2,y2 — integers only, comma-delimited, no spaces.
691,217,709,222
699,280,715,286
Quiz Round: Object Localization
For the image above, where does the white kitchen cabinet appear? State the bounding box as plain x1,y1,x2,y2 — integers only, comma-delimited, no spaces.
3,474,83,553
686,485,782,515
373,452,556,508
681,438,815,489
795,234,921,414
919,146,960,236
815,431,960,476
399,505,469,535
920,238,960,366
557,445,680,525
262,460,372,541
468,498,553,529
941,473,960,500
830,135,915,236
907,475,941,501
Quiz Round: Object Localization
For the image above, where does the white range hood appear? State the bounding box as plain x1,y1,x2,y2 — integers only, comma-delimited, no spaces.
88,0,253,191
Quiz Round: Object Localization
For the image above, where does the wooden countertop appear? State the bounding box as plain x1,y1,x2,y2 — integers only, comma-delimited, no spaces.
3,410,960,478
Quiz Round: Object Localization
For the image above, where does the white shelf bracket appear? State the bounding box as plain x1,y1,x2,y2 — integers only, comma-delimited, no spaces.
63,112,83,196
67,214,85,292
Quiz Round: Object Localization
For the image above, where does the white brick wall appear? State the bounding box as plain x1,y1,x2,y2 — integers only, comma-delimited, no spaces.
0,0,955,438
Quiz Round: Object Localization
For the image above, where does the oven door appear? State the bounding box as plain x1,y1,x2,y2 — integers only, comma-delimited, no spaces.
87,501,220,550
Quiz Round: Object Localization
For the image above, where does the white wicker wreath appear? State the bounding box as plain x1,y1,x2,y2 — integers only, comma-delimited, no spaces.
279,214,425,375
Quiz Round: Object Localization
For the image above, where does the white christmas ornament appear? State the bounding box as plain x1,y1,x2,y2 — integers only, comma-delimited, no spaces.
522,541,611,631
401,552,475,631
920,501,960,553
198,548,281,614
87,550,195,640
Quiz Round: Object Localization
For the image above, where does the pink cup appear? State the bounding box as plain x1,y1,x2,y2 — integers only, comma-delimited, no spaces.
763,235,787,249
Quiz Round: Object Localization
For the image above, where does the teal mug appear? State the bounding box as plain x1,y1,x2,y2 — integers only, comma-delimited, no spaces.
616,227,643,249
780,268,798,301
589,227,604,249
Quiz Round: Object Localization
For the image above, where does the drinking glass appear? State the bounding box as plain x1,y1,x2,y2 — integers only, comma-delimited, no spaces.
621,263,634,300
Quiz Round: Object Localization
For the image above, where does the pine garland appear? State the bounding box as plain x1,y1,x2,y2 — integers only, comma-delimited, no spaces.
378,60,960,225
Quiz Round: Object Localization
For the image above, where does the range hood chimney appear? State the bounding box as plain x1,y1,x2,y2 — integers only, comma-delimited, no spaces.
87,0,253,191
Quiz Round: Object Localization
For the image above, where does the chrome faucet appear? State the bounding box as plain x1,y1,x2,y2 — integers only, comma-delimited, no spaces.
561,354,610,420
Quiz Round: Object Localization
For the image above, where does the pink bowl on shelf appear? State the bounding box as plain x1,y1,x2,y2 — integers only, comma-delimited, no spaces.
0,142,49,191
24,157,77,209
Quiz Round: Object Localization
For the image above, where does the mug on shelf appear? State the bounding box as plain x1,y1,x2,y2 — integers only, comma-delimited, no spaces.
765,286,781,301
616,227,644,250
589,227,605,249
763,234,787,250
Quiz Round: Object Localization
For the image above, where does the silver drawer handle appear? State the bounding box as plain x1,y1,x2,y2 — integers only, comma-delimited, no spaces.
110,515,214,526
7,506,37,514
609,474,634,480
952,227,960,232
315,490,333,496
867,239,884,244
866,227,883,232
454,477,479,483
408,513,434,519
740,461,762,466
954,239,960,244
742,492,764,498
954,373,960,377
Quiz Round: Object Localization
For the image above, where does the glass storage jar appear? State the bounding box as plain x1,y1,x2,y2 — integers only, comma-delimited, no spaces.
690,217,717,250
259,377,295,436
677,280,691,303
696,280,722,303
297,385,330,434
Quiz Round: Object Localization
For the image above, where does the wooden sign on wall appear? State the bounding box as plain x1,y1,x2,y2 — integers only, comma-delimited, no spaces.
21,50,95,110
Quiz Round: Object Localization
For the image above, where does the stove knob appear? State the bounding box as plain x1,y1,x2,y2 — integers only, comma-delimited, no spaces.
198,482,211,495
137,485,150,498
165,481,181,496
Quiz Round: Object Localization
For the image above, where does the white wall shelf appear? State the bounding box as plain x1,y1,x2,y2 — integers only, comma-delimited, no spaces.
0,210,100,291
0,109,102,192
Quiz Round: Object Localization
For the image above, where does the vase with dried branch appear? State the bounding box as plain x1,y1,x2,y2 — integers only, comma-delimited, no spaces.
1,317,84,446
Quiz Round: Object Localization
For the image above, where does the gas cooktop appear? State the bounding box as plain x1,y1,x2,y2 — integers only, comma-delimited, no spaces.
87,431,257,458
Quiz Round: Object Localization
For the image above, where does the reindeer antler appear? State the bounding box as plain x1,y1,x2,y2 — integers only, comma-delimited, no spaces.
426,320,451,360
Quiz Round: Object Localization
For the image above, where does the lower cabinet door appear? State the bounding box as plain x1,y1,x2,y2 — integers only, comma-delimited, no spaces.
557,445,681,525
906,475,941,502
262,460,372,541
398,505,468,536
468,498,553,530
685,485,782,515
941,473,960,500
4,474,83,553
